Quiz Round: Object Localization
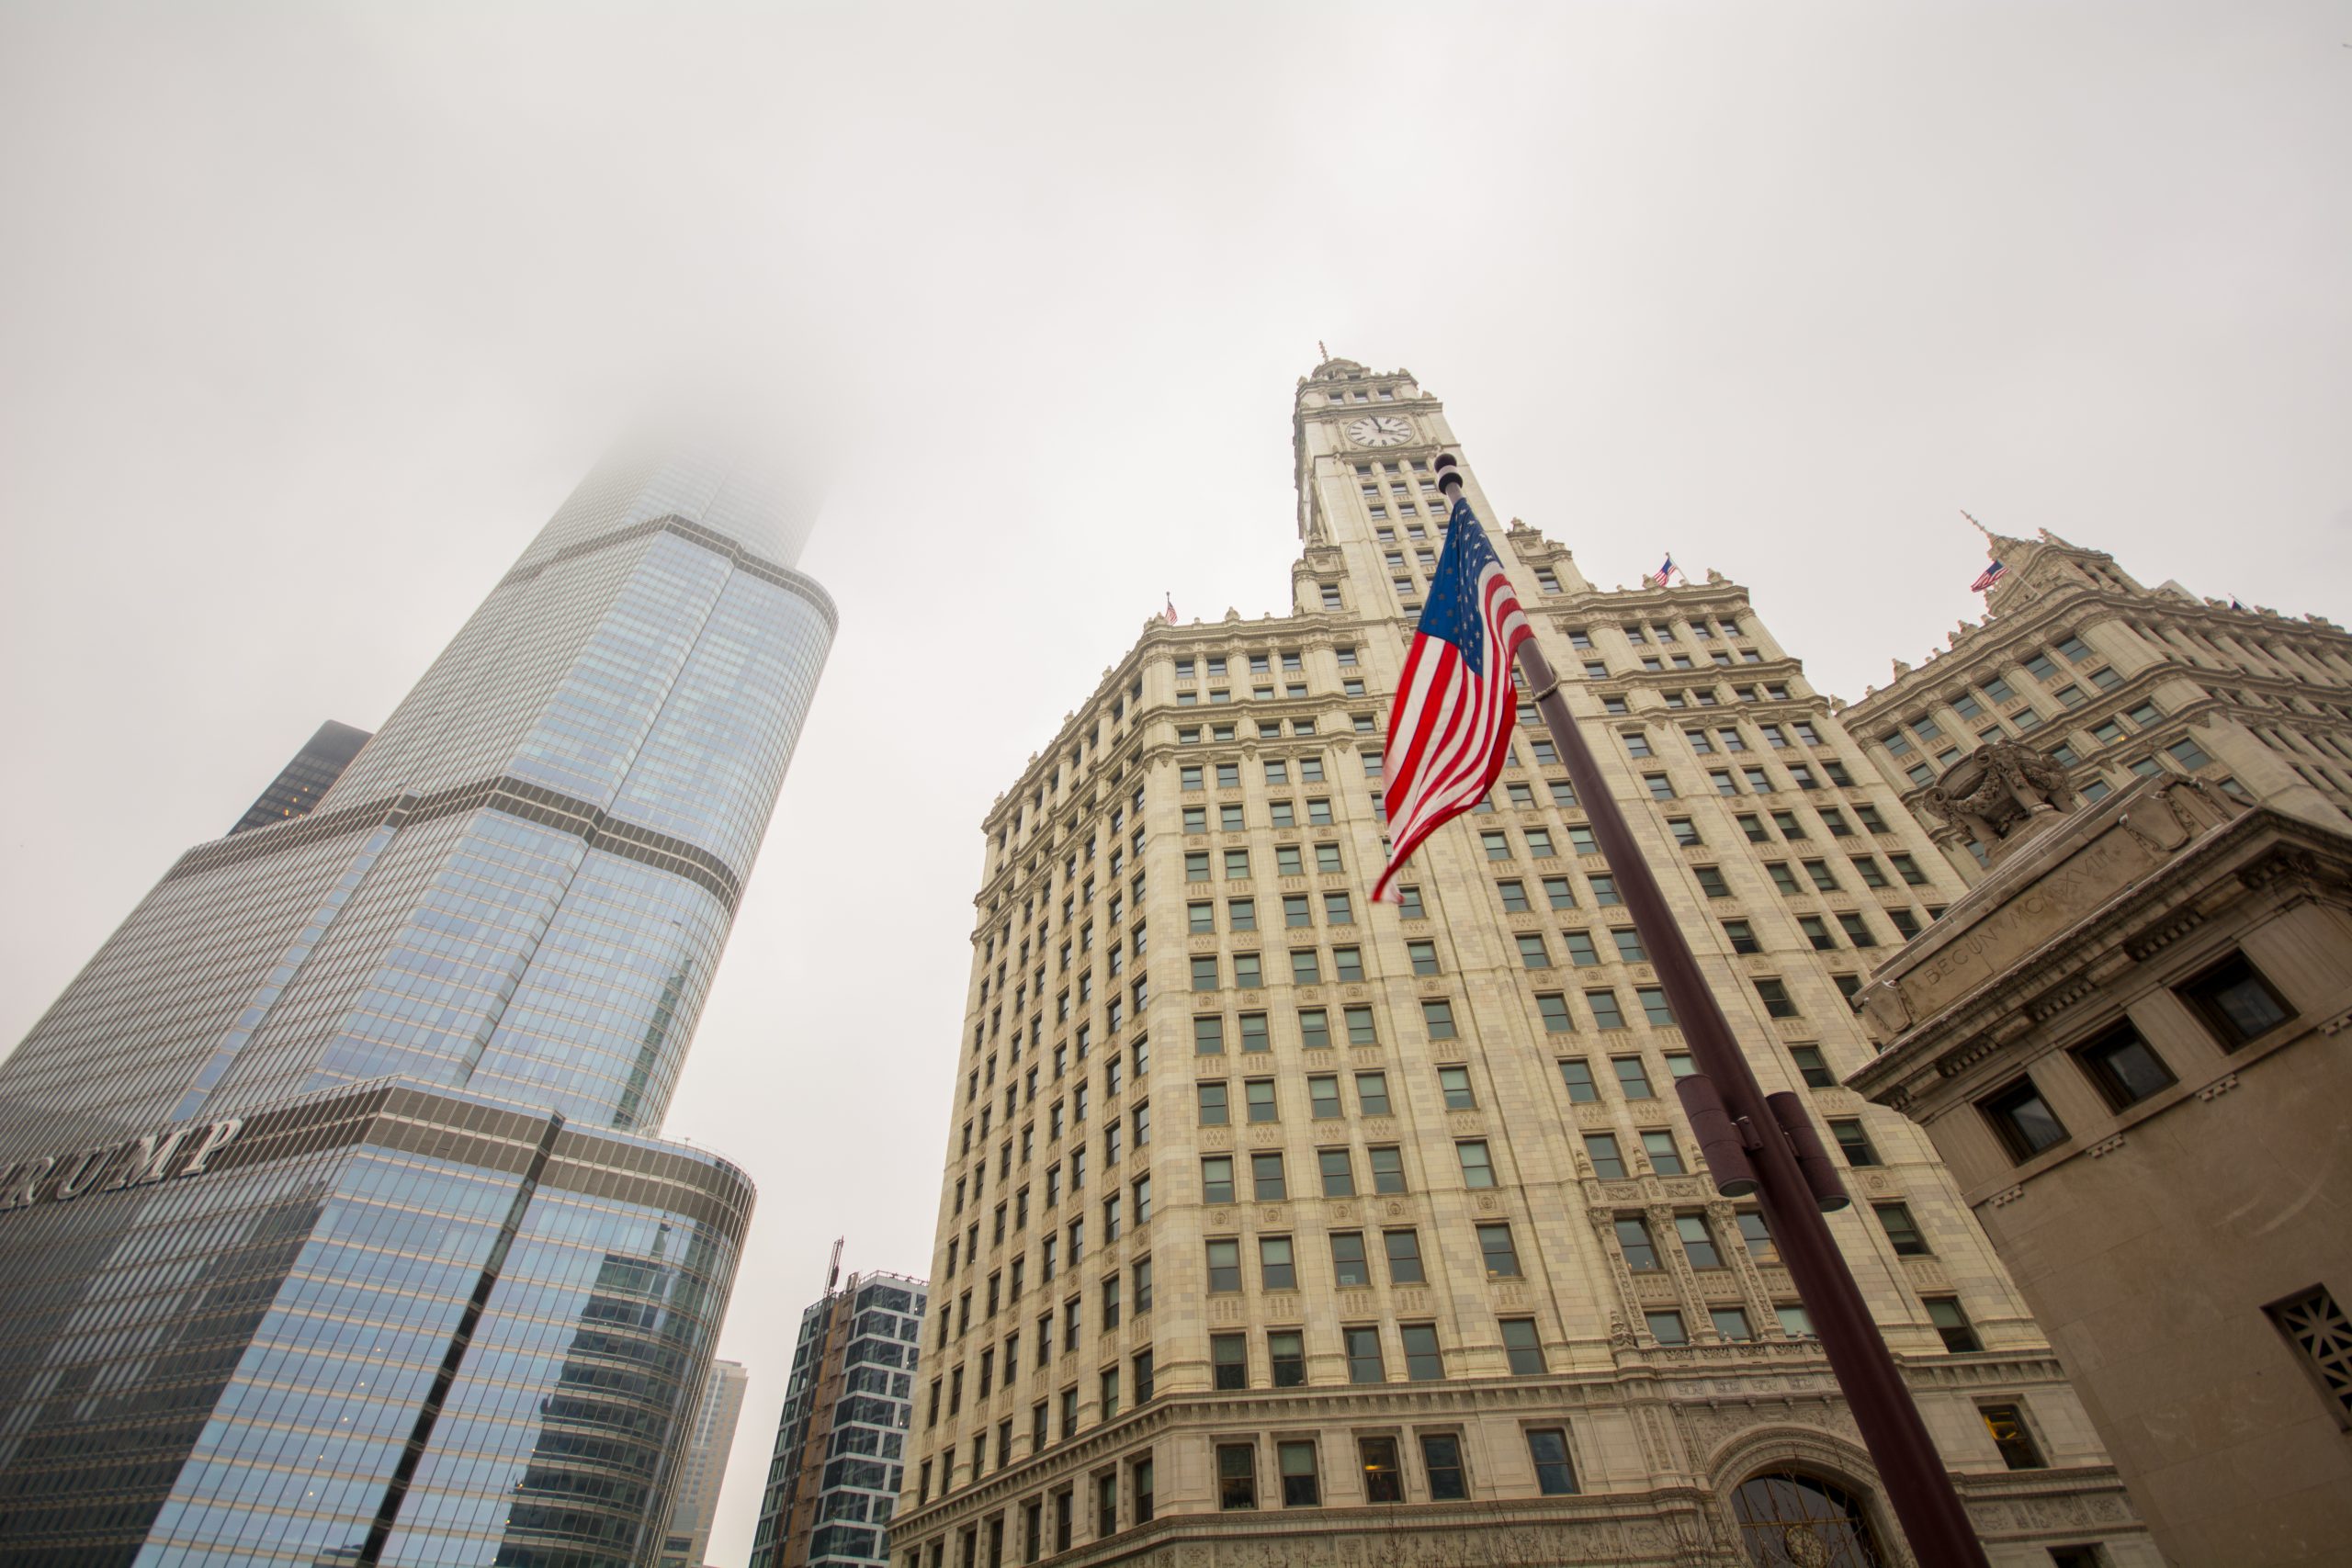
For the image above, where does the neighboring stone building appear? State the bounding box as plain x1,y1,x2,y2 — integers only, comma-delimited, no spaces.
662,1359,751,1567
887,360,2154,1568
752,1270,930,1568
1841,527,2352,881
1850,763,2352,1566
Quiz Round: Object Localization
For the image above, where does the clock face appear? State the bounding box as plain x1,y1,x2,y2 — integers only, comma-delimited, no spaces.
1344,414,1412,447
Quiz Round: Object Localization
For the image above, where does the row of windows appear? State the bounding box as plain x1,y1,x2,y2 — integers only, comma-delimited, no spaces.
1175,681,1371,706
1634,758,1852,798
1175,714,1340,745
1978,952,2292,1165
1182,843,1344,881
1190,996,1455,1052
1173,649,1361,682
1567,619,1750,649
918,1419,1577,1568
1589,647,1773,676
1641,720,1828,756
1592,681,1797,714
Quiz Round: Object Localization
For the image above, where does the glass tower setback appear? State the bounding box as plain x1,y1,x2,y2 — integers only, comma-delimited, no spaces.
230,720,373,836
0,454,830,1566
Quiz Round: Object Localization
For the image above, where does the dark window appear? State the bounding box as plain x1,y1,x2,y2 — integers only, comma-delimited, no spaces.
1980,1077,2069,1162
1269,1331,1306,1388
1217,1443,1257,1509
1875,1202,1928,1257
1344,1325,1385,1383
1384,1228,1425,1283
1501,1317,1545,1373
2072,1024,2176,1110
1829,1120,1880,1167
1250,1151,1286,1201
1477,1223,1521,1278
1420,1433,1468,1500
1400,1324,1443,1381
1205,1238,1240,1292
1926,1296,1981,1353
1980,1403,2045,1469
2177,953,2293,1049
1363,1438,1392,1504
1279,1439,1320,1506
1527,1428,1578,1495
1211,1333,1247,1389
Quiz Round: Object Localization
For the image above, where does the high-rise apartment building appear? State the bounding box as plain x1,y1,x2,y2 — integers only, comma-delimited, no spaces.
752,1271,929,1568
662,1359,751,1568
890,360,2154,1567
229,719,374,835
0,453,833,1565
1841,527,2352,876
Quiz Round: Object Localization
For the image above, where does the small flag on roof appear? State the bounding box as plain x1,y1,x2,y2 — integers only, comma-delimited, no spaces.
1645,554,1679,589
1971,559,2007,592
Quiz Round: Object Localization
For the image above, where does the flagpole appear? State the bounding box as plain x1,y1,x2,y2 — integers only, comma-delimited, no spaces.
1435,457,1990,1568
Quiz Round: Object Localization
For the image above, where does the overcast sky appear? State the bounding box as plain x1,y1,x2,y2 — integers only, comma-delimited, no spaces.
3,3,2347,1560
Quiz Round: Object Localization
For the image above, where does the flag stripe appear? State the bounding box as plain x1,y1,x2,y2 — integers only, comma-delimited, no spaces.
1373,495,1533,903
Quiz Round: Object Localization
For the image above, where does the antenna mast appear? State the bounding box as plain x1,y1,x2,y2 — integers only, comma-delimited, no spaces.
825,1235,844,1294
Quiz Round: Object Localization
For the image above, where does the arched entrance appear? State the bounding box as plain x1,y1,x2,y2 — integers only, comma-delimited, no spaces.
1730,1469,1887,1567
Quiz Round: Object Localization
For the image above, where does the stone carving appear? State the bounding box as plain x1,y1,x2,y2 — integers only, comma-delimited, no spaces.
2118,773,2241,853
1920,741,2081,863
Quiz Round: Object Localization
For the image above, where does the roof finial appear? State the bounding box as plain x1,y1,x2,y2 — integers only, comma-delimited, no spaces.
1961,509,1999,547
1317,340,1329,362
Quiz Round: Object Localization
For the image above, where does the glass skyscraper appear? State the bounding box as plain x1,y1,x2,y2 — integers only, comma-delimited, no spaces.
0,454,834,1567
750,1272,927,1568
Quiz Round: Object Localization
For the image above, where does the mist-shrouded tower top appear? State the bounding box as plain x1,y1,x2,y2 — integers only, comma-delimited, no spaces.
0,449,835,1147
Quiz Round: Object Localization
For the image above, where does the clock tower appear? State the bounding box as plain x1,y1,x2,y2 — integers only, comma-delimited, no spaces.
1291,355,1595,621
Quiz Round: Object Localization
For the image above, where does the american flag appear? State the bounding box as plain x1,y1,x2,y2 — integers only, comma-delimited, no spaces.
1645,553,1678,588
1971,559,2007,592
1372,493,1533,904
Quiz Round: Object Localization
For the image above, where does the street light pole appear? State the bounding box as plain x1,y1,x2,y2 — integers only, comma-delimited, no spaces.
1434,456,1988,1568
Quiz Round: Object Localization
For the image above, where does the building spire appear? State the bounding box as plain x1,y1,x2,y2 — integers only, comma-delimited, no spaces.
1317,340,1329,362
